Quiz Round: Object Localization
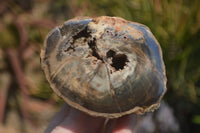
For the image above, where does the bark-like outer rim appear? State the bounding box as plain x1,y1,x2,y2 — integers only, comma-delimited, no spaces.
40,16,167,118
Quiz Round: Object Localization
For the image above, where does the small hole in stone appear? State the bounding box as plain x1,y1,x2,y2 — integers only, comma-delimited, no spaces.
111,54,129,70
106,50,116,58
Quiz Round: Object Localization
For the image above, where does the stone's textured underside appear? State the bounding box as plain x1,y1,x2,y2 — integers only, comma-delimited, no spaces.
40,16,167,118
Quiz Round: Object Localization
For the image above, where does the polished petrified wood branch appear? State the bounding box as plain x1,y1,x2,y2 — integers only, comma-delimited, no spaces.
40,16,167,118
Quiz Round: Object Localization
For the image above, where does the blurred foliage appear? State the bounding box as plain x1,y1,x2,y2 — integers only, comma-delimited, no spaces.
0,0,200,132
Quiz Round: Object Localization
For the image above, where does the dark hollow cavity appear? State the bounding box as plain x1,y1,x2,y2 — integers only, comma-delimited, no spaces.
88,38,103,61
106,50,116,58
72,27,90,40
70,26,103,62
111,54,129,70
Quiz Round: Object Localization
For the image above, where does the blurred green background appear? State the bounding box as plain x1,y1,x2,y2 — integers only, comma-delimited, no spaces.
0,0,200,133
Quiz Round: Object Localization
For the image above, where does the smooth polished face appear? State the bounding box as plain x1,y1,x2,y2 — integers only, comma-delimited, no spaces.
40,16,167,118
